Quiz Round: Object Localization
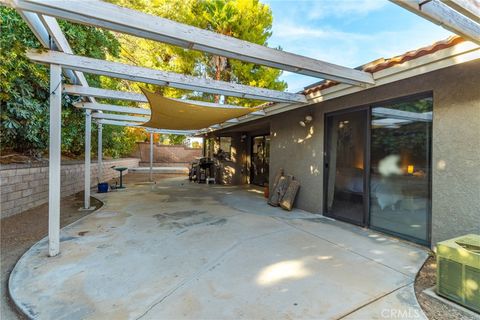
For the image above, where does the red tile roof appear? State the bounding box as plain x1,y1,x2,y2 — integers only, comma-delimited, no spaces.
303,35,465,95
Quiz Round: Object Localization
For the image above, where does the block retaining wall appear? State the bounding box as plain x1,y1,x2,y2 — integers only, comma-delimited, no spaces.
0,158,139,218
133,143,202,165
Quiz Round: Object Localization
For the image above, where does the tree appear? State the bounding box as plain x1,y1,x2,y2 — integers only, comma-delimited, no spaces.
198,0,287,104
109,0,286,104
0,7,137,158
107,0,286,143
2,1,287,155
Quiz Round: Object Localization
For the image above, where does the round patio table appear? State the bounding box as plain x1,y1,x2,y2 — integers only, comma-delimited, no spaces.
113,166,128,188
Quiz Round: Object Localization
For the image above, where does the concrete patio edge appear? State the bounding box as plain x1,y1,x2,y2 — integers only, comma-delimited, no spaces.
7,195,105,320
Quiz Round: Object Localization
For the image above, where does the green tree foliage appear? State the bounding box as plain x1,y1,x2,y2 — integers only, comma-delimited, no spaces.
2,1,286,153
108,0,286,144
0,7,136,158
109,0,286,103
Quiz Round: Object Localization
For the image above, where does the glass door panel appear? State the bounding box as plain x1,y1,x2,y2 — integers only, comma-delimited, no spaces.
325,110,367,225
370,97,432,244
251,135,270,186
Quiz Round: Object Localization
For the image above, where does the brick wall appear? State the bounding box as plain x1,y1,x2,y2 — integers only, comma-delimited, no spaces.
0,158,139,218
134,143,202,167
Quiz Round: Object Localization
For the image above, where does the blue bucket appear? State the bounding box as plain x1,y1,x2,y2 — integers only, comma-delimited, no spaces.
97,182,109,193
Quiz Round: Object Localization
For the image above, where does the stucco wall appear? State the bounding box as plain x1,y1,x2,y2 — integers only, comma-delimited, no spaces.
214,60,479,246
430,61,480,244
269,60,480,245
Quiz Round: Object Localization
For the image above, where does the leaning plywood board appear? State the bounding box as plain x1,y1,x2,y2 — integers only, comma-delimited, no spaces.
268,168,283,205
269,175,291,207
280,180,300,211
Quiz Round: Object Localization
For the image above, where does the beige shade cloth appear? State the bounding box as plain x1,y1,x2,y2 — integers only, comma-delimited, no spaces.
140,88,261,130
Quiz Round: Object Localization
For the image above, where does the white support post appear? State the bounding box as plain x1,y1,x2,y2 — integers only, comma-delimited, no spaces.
84,109,92,209
98,123,103,183
149,132,154,182
48,64,62,257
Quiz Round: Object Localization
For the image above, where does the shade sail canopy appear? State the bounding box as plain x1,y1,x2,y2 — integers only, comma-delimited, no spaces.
141,88,262,130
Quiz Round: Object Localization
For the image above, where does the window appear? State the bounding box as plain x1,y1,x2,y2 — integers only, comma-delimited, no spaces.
323,94,433,245
370,96,432,244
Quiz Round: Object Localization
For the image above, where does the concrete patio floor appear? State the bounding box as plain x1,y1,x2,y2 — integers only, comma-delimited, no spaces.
9,176,429,319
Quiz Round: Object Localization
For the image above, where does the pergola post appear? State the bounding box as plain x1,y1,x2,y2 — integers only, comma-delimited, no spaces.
97,122,103,183
149,132,154,182
84,109,92,209
48,64,62,257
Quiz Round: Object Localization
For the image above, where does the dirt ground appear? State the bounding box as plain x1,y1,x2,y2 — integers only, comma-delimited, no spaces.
1,173,182,319
1,192,101,319
414,254,478,320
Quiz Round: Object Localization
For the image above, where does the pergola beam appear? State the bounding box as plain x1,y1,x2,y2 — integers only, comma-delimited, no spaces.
28,50,306,103
65,85,266,116
13,0,375,86
91,112,148,123
17,12,76,85
75,102,151,115
92,111,238,127
15,10,96,102
97,119,196,135
442,0,480,22
390,0,480,45
85,105,241,127
38,15,92,92
65,84,147,103
97,119,142,128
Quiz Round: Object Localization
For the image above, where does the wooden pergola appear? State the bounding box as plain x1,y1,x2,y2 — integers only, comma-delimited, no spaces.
4,0,479,256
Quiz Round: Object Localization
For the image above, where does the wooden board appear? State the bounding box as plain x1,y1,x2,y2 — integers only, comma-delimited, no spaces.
269,175,291,207
268,169,283,206
268,169,283,205
280,180,300,211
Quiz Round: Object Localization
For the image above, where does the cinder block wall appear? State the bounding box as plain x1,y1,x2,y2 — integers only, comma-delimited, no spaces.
133,143,202,166
0,158,139,218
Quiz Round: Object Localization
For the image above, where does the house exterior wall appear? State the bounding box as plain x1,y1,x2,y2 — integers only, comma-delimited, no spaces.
270,60,480,246
213,59,480,246
216,133,248,185
430,61,480,244
207,128,271,185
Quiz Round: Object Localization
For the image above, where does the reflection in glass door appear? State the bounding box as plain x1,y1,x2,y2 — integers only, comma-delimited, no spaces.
370,97,432,244
251,135,270,186
325,110,367,225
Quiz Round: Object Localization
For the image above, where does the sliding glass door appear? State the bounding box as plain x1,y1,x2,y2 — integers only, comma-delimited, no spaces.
325,109,367,226
323,94,432,245
251,135,270,186
370,96,432,244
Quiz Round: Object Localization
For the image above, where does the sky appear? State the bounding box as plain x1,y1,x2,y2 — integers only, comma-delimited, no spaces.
262,0,453,92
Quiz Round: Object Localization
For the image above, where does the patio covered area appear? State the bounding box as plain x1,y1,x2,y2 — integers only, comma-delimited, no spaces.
10,175,428,319
5,1,479,319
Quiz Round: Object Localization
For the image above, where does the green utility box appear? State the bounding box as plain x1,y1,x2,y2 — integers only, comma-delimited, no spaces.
436,234,480,313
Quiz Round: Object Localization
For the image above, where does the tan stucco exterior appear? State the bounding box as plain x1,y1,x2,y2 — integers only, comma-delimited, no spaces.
210,59,480,246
